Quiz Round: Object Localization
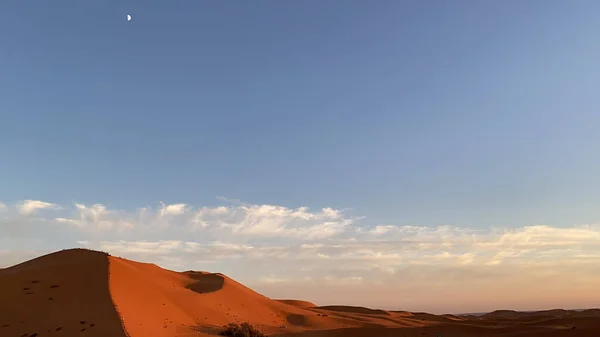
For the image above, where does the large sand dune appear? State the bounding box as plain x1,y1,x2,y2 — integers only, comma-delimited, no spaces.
1,249,599,337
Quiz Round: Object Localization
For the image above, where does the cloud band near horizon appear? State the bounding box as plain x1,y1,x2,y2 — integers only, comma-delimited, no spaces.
2,198,599,313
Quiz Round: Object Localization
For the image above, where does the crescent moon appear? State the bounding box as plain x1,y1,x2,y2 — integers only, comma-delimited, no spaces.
127,14,132,21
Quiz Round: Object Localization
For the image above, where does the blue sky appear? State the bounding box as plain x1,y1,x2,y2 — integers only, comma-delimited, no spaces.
2,1,600,312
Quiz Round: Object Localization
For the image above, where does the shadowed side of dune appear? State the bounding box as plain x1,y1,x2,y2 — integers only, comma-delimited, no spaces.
286,314,310,326
315,305,391,316
481,309,520,319
277,300,317,308
0,249,128,337
183,270,210,278
410,312,465,323
184,272,225,294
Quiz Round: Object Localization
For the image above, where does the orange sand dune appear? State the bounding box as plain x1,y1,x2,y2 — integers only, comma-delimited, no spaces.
107,255,354,336
2,249,600,337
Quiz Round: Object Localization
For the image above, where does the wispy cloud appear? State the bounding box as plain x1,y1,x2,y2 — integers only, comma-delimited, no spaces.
46,200,354,240
1,198,600,313
17,200,60,215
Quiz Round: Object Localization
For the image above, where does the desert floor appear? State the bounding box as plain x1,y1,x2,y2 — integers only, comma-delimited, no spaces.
1,249,599,337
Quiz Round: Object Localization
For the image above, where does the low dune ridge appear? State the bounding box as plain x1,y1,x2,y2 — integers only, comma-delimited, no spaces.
480,308,600,321
440,314,464,321
481,309,521,319
276,300,317,308
2,249,600,337
314,305,390,315
414,313,466,323
573,309,600,317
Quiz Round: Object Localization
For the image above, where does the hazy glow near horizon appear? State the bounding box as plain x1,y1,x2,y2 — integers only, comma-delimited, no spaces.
1,199,599,314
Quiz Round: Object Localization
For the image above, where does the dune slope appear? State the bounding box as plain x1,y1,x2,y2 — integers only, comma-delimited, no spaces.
107,256,355,336
0,249,127,337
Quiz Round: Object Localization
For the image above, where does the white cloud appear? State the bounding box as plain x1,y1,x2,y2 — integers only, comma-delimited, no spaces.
218,204,352,239
159,202,187,216
300,243,324,249
17,200,60,215
210,241,254,251
63,222,600,276
99,240,184,255
260,277,291,284
324,276,363,285
56,203,133,232
48,201,354,240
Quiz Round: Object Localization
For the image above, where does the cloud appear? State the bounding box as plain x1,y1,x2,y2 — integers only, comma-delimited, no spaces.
55,203,134,232
48,201,354,241
259,277,292,284
17,200,60,215
2,198,600,313
159,202,187,216
99,240,184,255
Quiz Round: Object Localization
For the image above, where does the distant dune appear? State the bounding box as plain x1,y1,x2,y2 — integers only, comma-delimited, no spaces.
481,309,521,319
314,305,390,315
480,308,600,320
276,300,317,308
1,249,600,337
573,309,600,317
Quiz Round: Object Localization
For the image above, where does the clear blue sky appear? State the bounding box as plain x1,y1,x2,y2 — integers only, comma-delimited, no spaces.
2,0,600,228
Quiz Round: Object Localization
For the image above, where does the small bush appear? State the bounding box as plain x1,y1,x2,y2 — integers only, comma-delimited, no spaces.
219,322,266,337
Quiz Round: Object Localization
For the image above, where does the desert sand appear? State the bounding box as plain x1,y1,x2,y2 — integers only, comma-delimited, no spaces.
1,249,599,337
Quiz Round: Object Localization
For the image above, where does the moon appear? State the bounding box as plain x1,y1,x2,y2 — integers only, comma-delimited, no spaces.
126,14,132,21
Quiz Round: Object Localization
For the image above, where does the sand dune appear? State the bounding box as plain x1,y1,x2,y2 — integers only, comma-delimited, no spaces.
573,309,600,317
2,249,599,337
108,255,331,336
480,308,600,321
314,305,391,316
481,309,521,319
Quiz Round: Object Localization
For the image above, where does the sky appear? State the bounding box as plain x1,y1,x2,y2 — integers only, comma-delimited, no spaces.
1,1,600,314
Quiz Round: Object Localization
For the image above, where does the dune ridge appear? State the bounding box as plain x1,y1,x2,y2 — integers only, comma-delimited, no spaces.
1,249,600,337
276,300,317,308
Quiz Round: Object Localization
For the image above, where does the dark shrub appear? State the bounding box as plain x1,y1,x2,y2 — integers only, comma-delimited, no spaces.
219,322,266,337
